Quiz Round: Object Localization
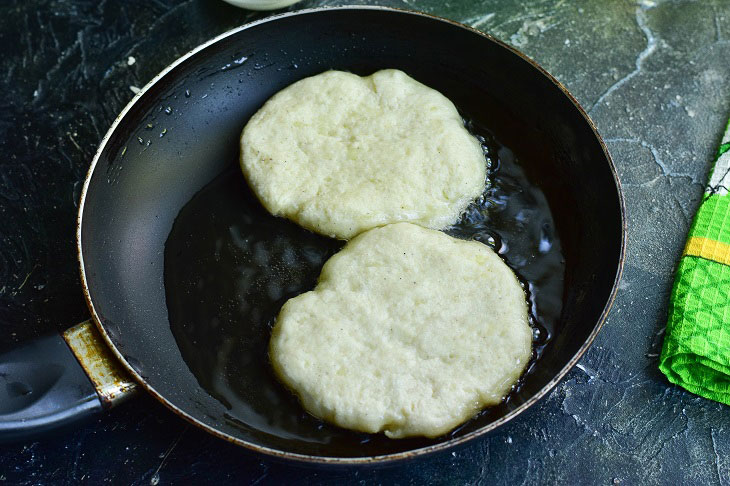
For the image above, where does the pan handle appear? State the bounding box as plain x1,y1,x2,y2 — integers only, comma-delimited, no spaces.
0,320,137,443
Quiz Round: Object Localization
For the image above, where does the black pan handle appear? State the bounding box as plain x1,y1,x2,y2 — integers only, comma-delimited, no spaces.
0,321,138,443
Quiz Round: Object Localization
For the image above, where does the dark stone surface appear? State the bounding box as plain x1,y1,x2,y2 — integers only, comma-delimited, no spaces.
1,0,729,484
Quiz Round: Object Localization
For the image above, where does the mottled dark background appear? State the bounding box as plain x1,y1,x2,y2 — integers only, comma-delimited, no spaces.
1,0,729,484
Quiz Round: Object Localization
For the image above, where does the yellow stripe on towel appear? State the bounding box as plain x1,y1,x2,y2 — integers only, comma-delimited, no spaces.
684,236,730,266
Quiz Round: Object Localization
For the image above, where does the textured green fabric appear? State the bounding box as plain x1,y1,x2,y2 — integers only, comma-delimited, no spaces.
691,194,730,245
660,119,730,404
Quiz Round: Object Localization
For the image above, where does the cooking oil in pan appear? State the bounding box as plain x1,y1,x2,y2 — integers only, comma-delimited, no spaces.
164,121,564,454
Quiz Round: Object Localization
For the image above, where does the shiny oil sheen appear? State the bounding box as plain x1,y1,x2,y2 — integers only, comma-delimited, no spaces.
163,117,564,455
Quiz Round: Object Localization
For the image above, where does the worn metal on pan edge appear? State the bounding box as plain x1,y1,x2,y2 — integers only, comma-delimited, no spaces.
62,320,138,408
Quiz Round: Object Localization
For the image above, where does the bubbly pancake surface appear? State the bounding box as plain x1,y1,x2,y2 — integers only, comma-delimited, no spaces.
269,223,532,438
240,69,486,239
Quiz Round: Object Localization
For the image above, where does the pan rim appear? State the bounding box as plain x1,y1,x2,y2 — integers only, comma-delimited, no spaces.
76,5,627,465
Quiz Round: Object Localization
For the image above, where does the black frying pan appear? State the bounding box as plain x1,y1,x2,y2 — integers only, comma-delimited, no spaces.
0,7,625,464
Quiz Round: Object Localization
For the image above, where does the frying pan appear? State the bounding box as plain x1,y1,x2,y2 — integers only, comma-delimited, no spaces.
0,7,625,464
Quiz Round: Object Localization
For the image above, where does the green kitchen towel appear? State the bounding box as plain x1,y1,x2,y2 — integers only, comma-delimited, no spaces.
660,118,730,404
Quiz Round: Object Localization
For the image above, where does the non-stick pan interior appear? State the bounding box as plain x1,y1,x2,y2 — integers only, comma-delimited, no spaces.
80,8,623,460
